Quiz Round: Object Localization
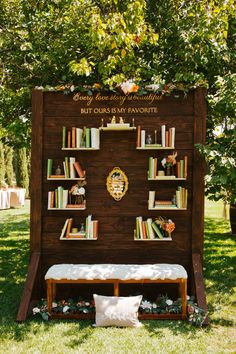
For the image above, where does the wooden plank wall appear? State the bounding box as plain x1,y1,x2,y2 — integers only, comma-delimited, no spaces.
31,88,206,299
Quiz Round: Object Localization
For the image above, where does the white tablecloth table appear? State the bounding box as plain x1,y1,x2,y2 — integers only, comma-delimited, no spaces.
0,190,11,209
0,188,26,209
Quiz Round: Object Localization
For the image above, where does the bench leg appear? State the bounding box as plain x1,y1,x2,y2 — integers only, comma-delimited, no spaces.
47,279,53,315
52,282,56,302
179,279,187,319
114,281,119,296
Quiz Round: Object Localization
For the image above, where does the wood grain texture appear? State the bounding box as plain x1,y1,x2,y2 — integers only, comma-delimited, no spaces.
18,89,207,320
30,90,44,253
16,252,40,322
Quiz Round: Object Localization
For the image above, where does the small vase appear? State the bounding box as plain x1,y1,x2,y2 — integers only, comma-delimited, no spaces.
146,134,152,145
166,166,172,176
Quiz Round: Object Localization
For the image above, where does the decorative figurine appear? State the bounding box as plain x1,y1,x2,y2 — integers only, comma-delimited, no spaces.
55,165,62,175
79,223,85,233
119,116,124,124
146,134,153,145
69,181,86,205
101,118,104,127
111,116,116,124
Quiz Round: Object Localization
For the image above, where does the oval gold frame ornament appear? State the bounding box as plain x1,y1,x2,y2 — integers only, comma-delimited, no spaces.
106,167,129,201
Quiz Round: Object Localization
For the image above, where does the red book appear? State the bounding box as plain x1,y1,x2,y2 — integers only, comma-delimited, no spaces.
141,221,147,239
168,129,172,147
73,161,85,178
93,220,99,239
184,156,188,179
71,127,76,148
67,131,71,148
176,161,180,178
165,131,169,147
136,125,141,148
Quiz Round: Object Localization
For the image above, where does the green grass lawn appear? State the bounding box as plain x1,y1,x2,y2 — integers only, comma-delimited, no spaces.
0,199,235,354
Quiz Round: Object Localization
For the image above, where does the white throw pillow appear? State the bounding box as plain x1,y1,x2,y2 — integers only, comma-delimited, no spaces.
93,294,143,328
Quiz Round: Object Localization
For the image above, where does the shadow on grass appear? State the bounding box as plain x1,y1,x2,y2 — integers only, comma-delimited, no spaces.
204,218,236,292
0,216,30,330
142,320,210,336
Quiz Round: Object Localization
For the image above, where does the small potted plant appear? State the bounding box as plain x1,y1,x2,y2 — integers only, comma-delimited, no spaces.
161,151,177,176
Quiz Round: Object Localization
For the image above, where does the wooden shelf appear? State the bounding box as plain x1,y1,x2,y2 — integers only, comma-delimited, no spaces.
137,146,174,150
134,237,172,241
148,177,186,181
47,177,85,181
61,148,99,150
99,126,136,131
48,207,86,210
149,207,187,210
60,237,98,241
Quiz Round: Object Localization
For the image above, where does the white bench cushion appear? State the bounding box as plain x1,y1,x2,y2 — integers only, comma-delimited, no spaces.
45,264,187,281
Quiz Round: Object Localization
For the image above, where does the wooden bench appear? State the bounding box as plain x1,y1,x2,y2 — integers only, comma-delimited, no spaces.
45,263,188,320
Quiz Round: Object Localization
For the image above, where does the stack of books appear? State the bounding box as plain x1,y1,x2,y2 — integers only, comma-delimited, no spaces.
47,158,85,179
60,215,98,240
62,126,100,149
135,217,172,240
48,187,86,209
148,189,188,209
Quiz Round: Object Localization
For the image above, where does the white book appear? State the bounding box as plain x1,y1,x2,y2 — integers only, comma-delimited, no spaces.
76,128,83,148
141,130,146,148
89,220,94,239
91,128,100,149
147,218,155,239
69,157,76,178
161,125,166,147
62,189,68,208
176,190,181,208
86,214,92,238
48,191,52,209
148,191,155,209
171,127,175,147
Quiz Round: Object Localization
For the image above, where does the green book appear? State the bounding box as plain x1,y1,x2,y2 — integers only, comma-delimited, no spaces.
62,126,66,148
47,159,53,178
151,222,164,239
148,157,154,179
136,217,140,239
85,128,91,148
145,221,150,239
177,186,182,208
58,186,64,208
64,157,70,178
55,189,58,208
180,160,184,178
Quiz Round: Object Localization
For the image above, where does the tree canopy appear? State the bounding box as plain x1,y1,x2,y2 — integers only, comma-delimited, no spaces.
0,0,235,200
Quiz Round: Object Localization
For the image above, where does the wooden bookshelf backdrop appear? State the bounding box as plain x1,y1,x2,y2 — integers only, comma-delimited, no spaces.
17,88,207,321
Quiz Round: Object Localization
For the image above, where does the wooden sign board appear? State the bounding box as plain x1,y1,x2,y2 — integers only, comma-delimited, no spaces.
17,88,207,321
